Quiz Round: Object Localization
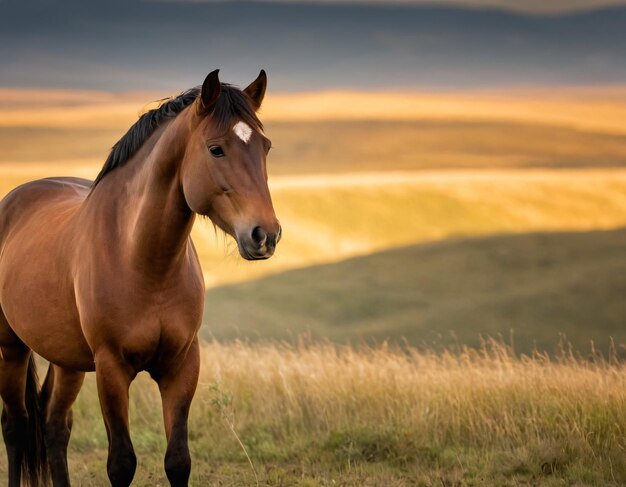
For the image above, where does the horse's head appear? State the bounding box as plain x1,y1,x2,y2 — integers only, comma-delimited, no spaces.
181,70,281,260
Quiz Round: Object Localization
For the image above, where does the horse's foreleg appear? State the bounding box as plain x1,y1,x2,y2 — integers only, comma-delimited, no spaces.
95,353,137,487
0,344,30,487
41,364,85,487
157,339,200,487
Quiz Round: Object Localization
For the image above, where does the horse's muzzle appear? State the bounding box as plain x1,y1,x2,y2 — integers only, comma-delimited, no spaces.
238,224,281,260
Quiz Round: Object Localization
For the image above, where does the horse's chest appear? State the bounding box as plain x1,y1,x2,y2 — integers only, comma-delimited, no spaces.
80,279,203,369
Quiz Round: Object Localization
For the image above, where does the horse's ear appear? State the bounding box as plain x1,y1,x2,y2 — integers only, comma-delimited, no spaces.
199,69,221,114
244,69,267,111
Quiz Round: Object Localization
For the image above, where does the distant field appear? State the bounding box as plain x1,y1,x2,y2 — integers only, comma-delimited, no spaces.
1,341,623,486
199,169,626,285
4,120,626,174
3,86,626,132
2,87,626,175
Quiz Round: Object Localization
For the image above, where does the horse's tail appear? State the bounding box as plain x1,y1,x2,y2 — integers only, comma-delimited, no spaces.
23,355,49,486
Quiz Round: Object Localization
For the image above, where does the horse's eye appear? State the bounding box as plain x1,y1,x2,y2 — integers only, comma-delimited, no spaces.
209,145,225,158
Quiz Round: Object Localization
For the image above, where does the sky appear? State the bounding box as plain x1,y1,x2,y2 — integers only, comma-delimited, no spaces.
1,0,626,91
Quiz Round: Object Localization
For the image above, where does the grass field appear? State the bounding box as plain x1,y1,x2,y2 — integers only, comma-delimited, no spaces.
0,341,622,486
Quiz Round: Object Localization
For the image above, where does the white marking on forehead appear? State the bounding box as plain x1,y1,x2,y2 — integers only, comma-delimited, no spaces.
233,121,253,144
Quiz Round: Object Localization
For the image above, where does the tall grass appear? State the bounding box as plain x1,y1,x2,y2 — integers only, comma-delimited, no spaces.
53,340,626,485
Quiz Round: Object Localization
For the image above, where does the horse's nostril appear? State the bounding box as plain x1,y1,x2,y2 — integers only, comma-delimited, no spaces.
251,226,267,247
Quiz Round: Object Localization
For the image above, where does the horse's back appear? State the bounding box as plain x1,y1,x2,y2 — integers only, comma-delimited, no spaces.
0,176,90,241
0,177,91,235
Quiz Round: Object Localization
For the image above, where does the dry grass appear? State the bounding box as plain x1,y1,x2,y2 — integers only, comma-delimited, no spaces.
195,338,626,447
3,340,617,485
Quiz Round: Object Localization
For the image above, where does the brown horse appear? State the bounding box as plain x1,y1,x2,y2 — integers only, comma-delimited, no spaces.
0,69,280,486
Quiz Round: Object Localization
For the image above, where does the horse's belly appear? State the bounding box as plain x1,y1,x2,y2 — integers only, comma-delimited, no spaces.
0,242,95,371
0,280,95,370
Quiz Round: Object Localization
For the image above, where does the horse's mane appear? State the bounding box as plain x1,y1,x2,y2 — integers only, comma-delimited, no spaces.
92,83,263,187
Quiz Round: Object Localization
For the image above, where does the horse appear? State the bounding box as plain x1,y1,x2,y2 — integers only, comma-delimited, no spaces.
0,69,280,486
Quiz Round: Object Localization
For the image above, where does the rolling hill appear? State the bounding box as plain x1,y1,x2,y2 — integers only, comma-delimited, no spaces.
202,227,626,354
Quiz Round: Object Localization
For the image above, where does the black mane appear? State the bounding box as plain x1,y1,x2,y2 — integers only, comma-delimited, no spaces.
92,84,263,187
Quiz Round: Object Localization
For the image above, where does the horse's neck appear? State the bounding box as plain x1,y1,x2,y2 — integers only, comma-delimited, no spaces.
88,110,196,275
